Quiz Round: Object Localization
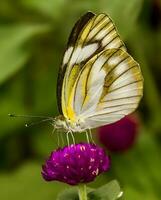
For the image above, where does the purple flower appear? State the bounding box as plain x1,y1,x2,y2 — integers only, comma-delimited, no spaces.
42,143,110,185
98,114,139,152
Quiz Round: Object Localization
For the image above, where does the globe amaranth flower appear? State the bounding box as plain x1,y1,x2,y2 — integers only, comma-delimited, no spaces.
98,114,139,152
42,143,110,185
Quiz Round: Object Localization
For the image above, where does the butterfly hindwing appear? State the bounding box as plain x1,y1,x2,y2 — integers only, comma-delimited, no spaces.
66,48,143,128
57,12,126,118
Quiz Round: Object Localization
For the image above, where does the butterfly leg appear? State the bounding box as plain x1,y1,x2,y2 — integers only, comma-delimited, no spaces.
69,131,76,145
51,127,61,147
56,131,61,147
51,127,56,136
60,132,65,146
85,130,90,143
66,131,75,146
88,128,95,144
66,131,70,146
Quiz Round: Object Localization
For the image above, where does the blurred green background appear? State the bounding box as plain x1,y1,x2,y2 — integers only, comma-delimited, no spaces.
0,0,161,199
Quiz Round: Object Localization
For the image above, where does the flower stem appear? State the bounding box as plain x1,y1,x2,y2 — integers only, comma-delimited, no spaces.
78,184,87,200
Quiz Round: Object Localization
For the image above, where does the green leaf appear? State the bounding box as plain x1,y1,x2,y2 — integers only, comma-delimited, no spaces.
57,188,79,200
57,181,122,200
111,128,161,199
0,23,50,85
57,187,94,200
88,180,122,200
124,185,158,200
0,162,68,200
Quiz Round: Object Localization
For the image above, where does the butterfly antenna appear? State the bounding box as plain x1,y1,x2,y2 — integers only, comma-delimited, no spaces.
8,113,55,128
8,113,53,120
25,118,54,127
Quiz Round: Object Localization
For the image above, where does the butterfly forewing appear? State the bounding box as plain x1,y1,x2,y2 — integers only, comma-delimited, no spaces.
57,12,126,118
56,12,95,114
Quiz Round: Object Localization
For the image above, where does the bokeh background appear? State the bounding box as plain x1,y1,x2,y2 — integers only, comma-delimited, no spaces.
0,0,161,199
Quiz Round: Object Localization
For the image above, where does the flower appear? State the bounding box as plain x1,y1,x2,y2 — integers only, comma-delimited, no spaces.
42,143,110,185
98,114,139,152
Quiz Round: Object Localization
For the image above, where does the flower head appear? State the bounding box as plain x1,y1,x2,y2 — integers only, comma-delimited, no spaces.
98,114,139,152
42,143,110,185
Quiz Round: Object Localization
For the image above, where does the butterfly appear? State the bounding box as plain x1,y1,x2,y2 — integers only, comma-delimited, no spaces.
55,12,143,132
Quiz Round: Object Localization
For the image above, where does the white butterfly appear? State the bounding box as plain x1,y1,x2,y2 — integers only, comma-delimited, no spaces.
54,12,143,132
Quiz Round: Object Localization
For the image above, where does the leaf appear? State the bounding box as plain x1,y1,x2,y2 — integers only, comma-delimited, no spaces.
57,181,121,200
88,180,122,200
0,23,50,85
0,162,68,200
111,128,161,199
57,188,79,200
124,185,158,200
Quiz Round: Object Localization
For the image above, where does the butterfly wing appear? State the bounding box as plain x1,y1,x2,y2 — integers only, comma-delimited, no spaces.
57,12,126,118
57,12,94,113
66,48,143,128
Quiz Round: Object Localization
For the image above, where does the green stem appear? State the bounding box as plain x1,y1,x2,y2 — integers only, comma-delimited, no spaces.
78,184,87,200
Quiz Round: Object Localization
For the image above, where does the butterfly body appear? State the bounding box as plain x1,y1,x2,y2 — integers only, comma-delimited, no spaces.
54,115,86,132
54,12,143,132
